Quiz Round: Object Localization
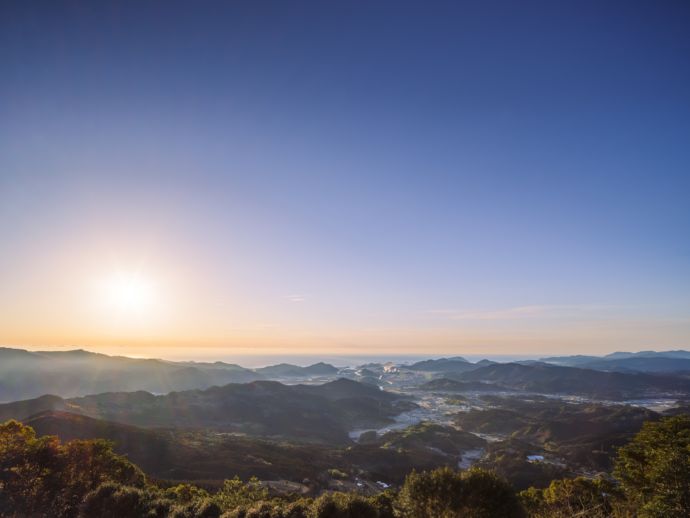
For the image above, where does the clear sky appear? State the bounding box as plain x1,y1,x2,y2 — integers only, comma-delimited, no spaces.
1,1,689,359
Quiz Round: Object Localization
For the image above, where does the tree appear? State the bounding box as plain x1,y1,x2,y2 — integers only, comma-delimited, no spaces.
214,476,269,512
396,467,525,518
519,477,625,518
79,482,164,518
309,492,378,518
0,419,147,518
614,414,690,518
57,438,146,515
166,483,211,504
0,420,62,516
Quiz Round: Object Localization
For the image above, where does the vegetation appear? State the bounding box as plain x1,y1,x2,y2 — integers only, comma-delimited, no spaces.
2,412,690,517
376,422,486,456
474,438,566,490
404,358,475,373
519,477,627,517
455,362,690,399
614,415,690,517
0,420,515,517
0,419,145,517
520,416,690,517
15,411,475,486
418,379,507,393
396,467,524,518
0,379,409,445
456,395,658,478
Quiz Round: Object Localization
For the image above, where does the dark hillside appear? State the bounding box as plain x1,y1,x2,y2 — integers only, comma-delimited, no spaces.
458,362,690,399
0,379,409,444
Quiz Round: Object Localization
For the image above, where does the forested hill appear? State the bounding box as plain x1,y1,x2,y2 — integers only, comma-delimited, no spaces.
1,415,689,517
455,362,690,399
0,378,410,444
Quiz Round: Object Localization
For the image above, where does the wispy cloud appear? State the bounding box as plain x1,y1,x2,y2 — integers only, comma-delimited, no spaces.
427,304,613,321
285,294,307,303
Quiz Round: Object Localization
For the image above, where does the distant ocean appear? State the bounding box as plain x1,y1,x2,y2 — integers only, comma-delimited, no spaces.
187,353,543,369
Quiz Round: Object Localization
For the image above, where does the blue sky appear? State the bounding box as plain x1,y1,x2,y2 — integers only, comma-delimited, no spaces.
1,1,689,357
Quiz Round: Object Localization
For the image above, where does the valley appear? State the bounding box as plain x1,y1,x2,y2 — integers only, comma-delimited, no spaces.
1,347,689,494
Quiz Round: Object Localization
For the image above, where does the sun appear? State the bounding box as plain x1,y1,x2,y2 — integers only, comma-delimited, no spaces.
102,272,156,313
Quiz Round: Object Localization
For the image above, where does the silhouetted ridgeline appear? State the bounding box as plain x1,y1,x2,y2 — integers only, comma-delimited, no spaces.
0,347,340,401
541,350,690,372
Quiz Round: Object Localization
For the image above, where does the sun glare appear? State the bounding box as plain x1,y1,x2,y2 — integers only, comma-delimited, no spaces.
102,273,156,313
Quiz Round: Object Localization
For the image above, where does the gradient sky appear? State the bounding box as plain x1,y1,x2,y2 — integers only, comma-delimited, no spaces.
1,1,689,359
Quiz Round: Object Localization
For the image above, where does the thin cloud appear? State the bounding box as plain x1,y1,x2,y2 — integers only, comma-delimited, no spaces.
427,304,614,321
285,294,307,303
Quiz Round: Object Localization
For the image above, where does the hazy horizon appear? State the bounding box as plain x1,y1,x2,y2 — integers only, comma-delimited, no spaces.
3,345,542,368
5,343,686,370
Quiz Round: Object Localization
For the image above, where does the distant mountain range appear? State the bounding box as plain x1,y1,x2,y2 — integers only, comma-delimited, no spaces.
2,346,689,404
540,350,690,373
454,362,690,399
400,352,690,377
0,347,340,401
404,353,690,398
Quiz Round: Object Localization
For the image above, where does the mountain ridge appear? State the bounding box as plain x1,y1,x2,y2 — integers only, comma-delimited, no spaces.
0,378,409,444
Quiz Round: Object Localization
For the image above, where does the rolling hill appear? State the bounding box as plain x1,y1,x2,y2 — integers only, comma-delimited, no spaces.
403,357,479,373
254,362,339,378
0,378,410,444
418,378,511,392
456,362,690,399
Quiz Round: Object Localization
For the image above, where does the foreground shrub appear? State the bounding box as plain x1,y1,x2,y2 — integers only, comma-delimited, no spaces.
214,476,270,511
614,415,690,518
0,420,146,518
519,476,626,518
309,492,378,518
79,482,168,518
396,467,524,518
